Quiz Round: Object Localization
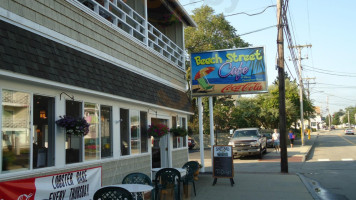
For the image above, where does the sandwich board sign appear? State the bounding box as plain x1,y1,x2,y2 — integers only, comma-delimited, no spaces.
213,145,234,186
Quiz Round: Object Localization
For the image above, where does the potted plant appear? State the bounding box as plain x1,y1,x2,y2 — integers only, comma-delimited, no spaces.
56,115,90,136
170,127,188,137
147,123,169,138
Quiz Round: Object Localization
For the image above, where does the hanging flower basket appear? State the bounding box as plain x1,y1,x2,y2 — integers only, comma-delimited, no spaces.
56,115,90,136
148,123,169,138
170,127,188,137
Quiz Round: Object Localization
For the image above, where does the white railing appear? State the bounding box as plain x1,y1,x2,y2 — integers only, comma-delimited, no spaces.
74,0,185,70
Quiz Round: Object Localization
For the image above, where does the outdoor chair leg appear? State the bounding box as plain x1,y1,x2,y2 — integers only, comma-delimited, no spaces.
193,181,196,196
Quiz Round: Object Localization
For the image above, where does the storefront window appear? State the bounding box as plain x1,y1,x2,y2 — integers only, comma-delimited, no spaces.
172,116,178,148
130,110,140,155
2,89,31,172
101,105,112,158
33,95,55,169
65,100,83,164
140,111,148,153
84,103,99,161
120,108,130,156
181,117,187,147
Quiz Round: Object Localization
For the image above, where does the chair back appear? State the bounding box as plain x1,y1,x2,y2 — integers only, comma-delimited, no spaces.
182,161,199,181
122,172,152,185
93,186,133,200
154,168,181,200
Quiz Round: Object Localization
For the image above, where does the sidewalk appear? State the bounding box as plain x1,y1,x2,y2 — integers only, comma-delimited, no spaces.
187,132,319,200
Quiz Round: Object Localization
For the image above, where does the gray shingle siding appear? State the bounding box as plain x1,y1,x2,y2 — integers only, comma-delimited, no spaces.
0,20,193,112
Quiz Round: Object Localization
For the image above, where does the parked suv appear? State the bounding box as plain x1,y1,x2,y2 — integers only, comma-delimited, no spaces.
228,128,267,159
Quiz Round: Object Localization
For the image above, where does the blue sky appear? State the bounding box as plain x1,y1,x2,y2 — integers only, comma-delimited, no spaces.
181,0,356,116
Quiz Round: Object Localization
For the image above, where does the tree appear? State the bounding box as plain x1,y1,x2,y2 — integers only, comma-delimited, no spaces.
185,6,249,134
185,5,249,55
332,109,344,125
342,107,356,125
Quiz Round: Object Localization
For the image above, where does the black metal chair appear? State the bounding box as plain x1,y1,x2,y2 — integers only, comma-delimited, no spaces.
182,161,199,196
122,173,153,200
93,186,133,200
154,168,181,200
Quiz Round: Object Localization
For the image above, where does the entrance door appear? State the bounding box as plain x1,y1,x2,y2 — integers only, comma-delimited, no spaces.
151,118,168,168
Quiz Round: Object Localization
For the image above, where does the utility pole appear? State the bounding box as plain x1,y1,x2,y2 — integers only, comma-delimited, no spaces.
304,77,315,131
348,111,350,128
277,0,288,173
289,44,312,146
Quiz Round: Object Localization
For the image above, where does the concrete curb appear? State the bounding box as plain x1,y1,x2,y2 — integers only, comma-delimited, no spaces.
297,173,321,200
301,135,319,162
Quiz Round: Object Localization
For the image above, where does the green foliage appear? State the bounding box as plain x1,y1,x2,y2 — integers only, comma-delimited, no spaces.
186,5,249,134
341,107,356,125
185,6,315,133
170,127,188,137
184,5,249,54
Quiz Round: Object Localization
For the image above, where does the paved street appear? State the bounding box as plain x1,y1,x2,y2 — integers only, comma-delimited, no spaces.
189,130,356,199
300,129,356,200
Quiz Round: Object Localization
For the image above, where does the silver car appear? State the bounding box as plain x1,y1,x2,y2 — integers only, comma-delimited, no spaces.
228,128,267,159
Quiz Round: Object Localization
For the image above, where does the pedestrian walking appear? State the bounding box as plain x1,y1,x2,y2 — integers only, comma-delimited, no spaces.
272,129,280,152
288,129,295,148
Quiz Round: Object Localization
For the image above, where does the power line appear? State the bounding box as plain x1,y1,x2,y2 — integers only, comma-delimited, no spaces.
183,0,204,6
224,5,276,17
284,60,295,80
312,89,356,102
303,68,356,78
237,25,277,37
303,65,356,75
315,82,356,88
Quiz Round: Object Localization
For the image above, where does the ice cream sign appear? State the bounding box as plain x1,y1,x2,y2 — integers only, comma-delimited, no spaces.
191,47,268,97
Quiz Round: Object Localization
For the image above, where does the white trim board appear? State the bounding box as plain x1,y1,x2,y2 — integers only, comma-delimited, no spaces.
0,7,186,92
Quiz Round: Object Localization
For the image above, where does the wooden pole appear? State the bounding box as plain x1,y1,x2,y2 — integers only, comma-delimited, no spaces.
277,0,288,173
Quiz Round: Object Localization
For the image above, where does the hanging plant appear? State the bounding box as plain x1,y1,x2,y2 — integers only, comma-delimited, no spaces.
147,123,169,138
56,115,90,136
170,127,188,137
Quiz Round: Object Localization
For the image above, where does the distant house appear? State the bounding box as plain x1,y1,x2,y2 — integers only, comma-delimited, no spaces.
0,0,196,197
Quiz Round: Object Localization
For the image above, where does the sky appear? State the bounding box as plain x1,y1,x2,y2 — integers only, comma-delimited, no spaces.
180,0,356,116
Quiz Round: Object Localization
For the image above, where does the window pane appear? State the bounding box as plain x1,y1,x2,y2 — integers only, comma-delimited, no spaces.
140,112,148,153
84,103,99,161
65,101,82,164
33,95,55,169
172,116,177,148
120,109,129,156
182,118,187,147
101,105,112,158
2,89,31,172
130,110,140,155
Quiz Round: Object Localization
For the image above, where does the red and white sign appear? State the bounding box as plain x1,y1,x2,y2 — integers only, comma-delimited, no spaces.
0,166,101,200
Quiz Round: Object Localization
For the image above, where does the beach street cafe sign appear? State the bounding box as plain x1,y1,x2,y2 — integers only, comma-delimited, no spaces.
191,47,268,97
0,166,101,200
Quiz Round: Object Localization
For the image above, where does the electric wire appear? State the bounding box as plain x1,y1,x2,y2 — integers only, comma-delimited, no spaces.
282,0,301,82
237,25,277,37
315,83,356,88
303,65,356,75
313,89,356,102
183,0,204,6
224,5,276,17
284,60,295,80
303,68,356,78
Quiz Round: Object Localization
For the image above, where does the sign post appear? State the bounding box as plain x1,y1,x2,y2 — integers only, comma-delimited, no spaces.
212,145,234,186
